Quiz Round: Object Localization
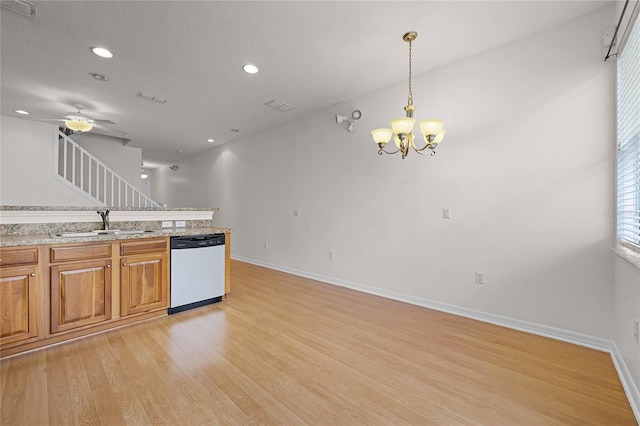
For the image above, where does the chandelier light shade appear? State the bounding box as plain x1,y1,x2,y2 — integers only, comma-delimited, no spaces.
371,31,446,159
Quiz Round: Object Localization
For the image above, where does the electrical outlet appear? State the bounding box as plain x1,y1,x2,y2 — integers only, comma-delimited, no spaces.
329,250,334,260
175,220,186,228
634,319,639,343
475,272,484,285
161,221,173,228
443,207,451,219
293,209,300,217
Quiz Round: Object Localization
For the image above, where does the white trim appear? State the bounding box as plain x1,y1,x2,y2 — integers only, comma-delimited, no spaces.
614,245,640,269
611,342,640,422
232,255,640,423
0,209,215,224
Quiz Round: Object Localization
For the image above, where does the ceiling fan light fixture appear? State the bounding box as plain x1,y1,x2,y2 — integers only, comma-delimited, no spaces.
91,46,114,59
65,118,93,132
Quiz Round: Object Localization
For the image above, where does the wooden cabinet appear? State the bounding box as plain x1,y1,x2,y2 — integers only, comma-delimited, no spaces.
0,233,234,357
120,239,168,316
121,253,167,316
49,243,112,334
0,247,40,346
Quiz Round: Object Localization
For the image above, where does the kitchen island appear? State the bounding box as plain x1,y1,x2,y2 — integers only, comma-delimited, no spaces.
0,205,233,358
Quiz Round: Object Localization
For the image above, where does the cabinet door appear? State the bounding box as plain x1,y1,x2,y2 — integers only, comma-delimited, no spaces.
50,259,112,334
121,253,167,316
0,266,39,346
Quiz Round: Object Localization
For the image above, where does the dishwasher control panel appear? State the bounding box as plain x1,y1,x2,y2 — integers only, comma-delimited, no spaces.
171,234,225,249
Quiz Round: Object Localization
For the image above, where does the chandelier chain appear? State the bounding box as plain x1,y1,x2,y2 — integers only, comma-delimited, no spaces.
408,39,413,106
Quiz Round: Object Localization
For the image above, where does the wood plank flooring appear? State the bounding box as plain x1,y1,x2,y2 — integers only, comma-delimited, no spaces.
1,260,636,425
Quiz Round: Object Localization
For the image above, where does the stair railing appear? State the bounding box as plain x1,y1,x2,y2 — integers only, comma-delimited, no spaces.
52,130,160,208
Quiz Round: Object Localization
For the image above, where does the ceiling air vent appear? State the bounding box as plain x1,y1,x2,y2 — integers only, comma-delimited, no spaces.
1,0,36,18
264,99,294,112
136,91,167,104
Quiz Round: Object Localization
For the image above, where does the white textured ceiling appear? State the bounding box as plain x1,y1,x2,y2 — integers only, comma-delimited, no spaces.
1,0,610,167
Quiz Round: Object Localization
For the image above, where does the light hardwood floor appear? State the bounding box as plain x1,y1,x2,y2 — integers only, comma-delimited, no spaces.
1,260,636,425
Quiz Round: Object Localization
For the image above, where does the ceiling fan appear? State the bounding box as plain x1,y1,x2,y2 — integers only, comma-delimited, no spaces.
35,103,126,136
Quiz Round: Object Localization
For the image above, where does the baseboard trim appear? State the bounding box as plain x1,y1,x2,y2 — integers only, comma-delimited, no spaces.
233,255,640,423
611,342,640,423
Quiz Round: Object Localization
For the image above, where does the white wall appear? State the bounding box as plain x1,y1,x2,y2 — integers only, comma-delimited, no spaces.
0,116,93,206
147,165,194,208
74,132,144,193
157,7,618,339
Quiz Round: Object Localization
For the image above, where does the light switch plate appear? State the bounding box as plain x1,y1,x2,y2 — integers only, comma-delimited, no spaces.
161,221,173,228
175,220,186,228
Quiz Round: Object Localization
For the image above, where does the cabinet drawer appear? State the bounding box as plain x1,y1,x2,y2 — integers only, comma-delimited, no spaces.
120,238,167,256
50,243,112,263
0,247,38,267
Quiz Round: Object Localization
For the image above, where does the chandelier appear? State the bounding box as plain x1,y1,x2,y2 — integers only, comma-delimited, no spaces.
371,31,446,159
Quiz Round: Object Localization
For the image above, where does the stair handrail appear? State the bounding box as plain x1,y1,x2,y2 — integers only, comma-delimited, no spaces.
52,130,160,208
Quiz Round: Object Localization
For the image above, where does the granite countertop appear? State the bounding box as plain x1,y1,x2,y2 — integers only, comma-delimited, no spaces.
0,226,234,248
0,206,219,211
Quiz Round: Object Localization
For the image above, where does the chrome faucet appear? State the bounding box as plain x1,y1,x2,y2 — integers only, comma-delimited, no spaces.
97,209,110,230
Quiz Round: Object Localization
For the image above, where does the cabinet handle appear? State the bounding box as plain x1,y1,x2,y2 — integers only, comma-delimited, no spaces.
30,272,35,277
106,264,111,268
122,262,127,266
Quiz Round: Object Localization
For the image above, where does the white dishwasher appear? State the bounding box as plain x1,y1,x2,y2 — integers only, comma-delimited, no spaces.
169,233,225,314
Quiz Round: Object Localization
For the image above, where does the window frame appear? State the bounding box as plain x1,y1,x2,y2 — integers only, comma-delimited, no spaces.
616,10,640,254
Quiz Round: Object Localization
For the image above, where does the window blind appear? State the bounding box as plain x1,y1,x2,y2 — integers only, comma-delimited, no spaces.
617,13,640,250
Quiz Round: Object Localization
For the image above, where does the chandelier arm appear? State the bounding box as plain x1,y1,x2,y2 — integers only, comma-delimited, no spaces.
378,147,401,156
412,140,436,153
412,148,436,157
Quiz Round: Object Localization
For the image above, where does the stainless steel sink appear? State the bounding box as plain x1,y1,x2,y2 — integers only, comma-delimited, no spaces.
51,229,156,238
110,230,155,235
50,231,103,238
93,229,121,235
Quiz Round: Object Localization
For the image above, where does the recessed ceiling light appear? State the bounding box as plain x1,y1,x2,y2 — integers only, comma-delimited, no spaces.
14,109,29,115
230,129,240,133
243,64,259,74
91,46,114,59
89,72,109,81
177,150,184,154
206,138,215,143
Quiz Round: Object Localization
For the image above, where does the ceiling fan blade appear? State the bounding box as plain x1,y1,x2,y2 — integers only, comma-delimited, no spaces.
92,122,127,135
32,118,66,122
36,108,66,118
94,119,116,125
